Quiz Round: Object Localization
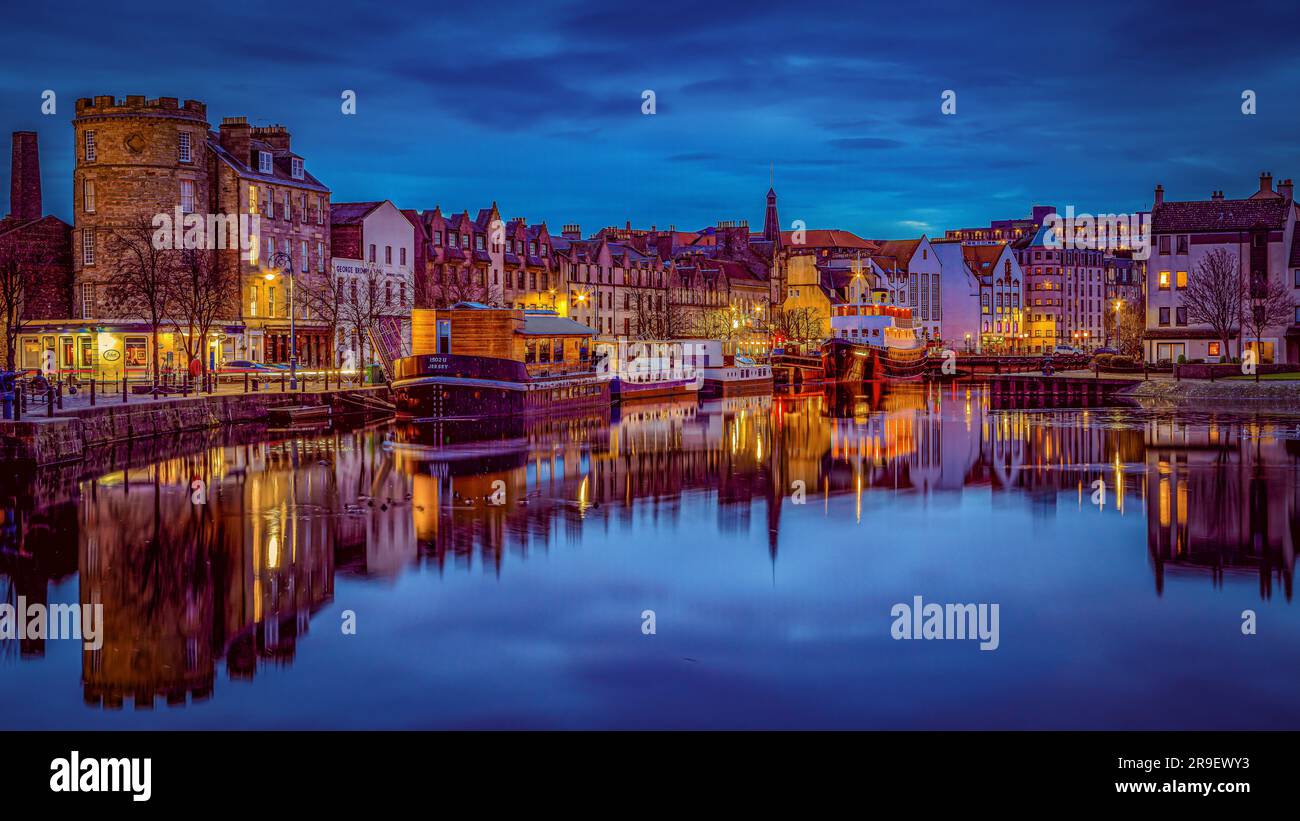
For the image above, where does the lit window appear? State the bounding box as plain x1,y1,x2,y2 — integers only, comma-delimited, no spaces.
1175,270,1187,289
249,185,258,214
1158,271,1171,289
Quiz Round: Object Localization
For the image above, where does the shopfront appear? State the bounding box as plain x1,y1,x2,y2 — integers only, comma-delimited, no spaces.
16,322,248,381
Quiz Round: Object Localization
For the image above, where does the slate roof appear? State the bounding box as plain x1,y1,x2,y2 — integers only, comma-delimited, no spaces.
521,315,597,336
1151,198,1290,233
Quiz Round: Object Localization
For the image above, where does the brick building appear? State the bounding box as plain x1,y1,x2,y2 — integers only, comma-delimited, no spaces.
1,131,73,372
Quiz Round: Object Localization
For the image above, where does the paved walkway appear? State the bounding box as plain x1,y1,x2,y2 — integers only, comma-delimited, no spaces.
8,374,373,420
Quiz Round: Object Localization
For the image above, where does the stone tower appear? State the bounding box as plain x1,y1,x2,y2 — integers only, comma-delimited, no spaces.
71,95,210,318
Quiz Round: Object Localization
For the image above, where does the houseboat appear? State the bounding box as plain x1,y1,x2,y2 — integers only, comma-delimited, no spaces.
597,339,704,402
679,339,774,397
821,288,927,381
390,305,609,420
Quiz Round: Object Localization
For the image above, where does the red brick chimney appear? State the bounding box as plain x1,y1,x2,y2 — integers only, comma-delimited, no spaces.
1153,184,1164,207
10,131,41,222
1280,179,1294,200
1259,171,1273,196
1211,190,1224,201
219,116,252,168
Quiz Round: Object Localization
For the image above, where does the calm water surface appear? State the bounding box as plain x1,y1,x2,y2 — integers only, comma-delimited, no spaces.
3,383,1300,729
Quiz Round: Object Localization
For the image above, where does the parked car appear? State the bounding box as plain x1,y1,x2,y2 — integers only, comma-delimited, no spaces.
1092,346,1117,356
1054,345,1083,355
218,360,285,384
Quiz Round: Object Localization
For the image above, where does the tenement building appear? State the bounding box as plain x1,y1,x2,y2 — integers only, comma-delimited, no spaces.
1144,174,1298,364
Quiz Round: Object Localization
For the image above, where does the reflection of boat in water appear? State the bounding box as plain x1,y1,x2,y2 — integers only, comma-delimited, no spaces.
391,304,610,420
820,280,928,382
386,410,610,467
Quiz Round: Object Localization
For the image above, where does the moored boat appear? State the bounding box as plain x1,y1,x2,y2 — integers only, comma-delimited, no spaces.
597,339,704,402
391,304,609,420
677,339,773,397
820,286,927,381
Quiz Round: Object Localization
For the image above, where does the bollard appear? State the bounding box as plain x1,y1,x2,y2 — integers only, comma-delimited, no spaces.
91,376,96,406
123,374,129,403
47,384,54,417
281,372,286,392
56,383,63,409
13,385,21,421
244,372,249,393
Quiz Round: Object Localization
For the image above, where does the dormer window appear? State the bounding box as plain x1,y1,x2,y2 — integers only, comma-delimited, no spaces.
291,158,304,179
258,151,272,174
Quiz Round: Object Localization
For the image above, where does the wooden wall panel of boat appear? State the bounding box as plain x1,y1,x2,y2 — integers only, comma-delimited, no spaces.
417,309,525,361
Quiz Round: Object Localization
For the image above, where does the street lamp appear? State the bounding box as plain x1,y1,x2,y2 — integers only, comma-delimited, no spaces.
268,250,297,390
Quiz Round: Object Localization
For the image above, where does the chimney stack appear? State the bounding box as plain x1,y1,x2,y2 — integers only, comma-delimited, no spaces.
218,116,252,168
10,131,41,222
562,224,581,239
1260,171,1273,195
1211,190,1224,201
1154,184,1164,208
1280,179,1294,200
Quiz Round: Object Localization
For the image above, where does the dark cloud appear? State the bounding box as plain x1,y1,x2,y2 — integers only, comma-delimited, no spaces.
0,0,1297,237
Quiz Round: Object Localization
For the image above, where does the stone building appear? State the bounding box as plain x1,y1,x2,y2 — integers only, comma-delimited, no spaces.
60,94,330,377
209,117,332,366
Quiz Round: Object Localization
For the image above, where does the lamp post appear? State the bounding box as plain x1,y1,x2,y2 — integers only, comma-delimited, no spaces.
268,251,297,390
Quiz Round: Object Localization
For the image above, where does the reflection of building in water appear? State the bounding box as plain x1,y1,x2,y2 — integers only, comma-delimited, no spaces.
76,433,369,708
401,397,787,566
0,499,79,659
1144,417,1300,599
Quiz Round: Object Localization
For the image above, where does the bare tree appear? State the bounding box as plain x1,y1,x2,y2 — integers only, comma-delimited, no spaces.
341,262,384,366
164,248,238,378
1182,248,1243,361
1241,272,1296,381
429,267,493,308
1104,297,1145,359
772,306,825,352
630,287,690,339
298,265,348,368
0,234,59,371
693,308,743,342
105,217,177,386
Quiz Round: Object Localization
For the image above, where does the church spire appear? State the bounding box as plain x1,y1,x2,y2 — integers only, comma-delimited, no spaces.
763,167,780,245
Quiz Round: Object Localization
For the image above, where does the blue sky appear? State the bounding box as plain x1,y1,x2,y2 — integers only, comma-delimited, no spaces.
2,0,1298,238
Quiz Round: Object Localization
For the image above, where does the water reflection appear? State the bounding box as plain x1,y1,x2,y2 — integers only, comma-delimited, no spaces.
3,383,1300,724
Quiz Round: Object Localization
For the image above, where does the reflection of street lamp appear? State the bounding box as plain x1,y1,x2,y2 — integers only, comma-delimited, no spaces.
268,250,297,389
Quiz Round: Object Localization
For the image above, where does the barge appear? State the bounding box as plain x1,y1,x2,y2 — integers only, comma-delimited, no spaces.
391,305,609,420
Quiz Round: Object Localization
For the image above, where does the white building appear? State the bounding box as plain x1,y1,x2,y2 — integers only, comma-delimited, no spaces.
933,240,1024,354
330,200,417,364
